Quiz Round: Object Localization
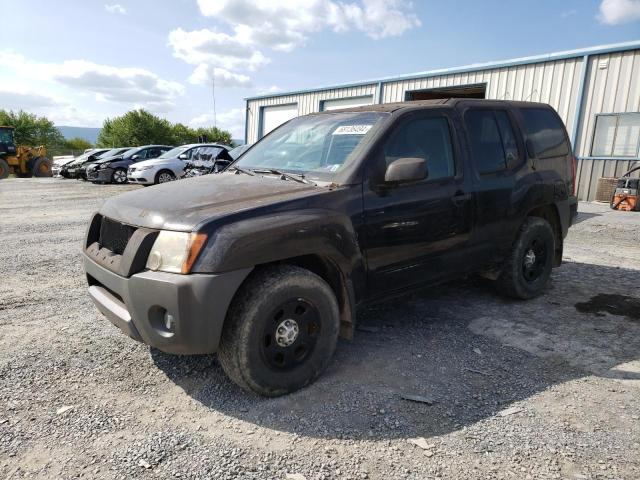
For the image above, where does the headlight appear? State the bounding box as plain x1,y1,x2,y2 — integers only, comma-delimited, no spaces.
146,231,207,274
138,165,153,171
98,163,111,170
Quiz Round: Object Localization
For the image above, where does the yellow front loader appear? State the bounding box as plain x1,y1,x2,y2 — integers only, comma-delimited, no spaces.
0,126,52,179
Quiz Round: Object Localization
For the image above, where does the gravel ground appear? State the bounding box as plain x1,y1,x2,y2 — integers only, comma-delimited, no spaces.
1,178,639,480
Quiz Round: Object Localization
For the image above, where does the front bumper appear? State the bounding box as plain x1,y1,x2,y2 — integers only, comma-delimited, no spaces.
87,167,112,183
128,168,153,184
83,253,251,354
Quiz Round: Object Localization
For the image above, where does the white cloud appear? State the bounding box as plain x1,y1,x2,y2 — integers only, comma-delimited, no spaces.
189,64,252,88
105,3,127,15
560,9,577,18
598,0,640,24
191,107,245,139
0,89,61,110
0,51,184,112
168,27,269,71
170,0,420,84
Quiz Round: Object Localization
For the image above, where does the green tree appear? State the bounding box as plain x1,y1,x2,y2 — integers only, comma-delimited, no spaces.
0,109,65,153
97,109,233,148
64,137,93,154
97,109,175,147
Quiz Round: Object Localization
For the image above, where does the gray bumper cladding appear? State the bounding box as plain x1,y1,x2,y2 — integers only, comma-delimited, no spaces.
83,253,252,354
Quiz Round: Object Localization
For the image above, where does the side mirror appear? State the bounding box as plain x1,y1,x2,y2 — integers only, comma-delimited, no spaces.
131,154,140,160
178,153,188,160
384,157,427,184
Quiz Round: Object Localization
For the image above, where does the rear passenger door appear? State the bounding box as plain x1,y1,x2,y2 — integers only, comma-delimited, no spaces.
362,110,474,295
462,107,525,258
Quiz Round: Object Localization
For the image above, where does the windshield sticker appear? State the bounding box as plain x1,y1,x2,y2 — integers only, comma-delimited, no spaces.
332,125,373,135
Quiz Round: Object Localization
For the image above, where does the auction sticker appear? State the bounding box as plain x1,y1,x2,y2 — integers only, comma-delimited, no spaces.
332,125,373,135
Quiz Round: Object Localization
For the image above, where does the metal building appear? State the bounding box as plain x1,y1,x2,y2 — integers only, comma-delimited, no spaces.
244,40,640,201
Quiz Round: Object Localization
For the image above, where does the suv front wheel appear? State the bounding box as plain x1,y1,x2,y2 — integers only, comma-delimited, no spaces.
496,217,555,300
218,265,340,396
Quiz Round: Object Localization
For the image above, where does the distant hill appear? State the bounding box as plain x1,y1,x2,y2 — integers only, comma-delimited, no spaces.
57,126,101,144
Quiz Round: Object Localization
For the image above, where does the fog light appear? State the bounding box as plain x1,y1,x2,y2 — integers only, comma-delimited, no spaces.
164,313,175,332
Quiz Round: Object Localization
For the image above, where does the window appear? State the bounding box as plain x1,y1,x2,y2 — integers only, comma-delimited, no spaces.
465,110,508,173
592,113,640,158
384,116,455,180
520,108,569,159
495,111,520,168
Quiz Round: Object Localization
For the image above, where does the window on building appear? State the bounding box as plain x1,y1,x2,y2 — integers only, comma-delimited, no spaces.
384,116,455,181
520,108,569,159
591,113,640,158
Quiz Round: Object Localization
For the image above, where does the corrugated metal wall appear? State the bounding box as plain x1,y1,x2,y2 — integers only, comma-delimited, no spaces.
246,48,640,200
246,84,378,144
574,50,640,200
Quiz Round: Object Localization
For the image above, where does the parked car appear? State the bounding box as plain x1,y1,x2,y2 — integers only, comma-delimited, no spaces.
52,156,75,177
181,145,234,178
78,147,131,180
127,144,232,185
229,143,251,160
83,99,577,396
86,145,173,184
59,149,110,179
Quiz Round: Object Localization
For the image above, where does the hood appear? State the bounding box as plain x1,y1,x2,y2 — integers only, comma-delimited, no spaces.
99,172,322,231
93,155,124,165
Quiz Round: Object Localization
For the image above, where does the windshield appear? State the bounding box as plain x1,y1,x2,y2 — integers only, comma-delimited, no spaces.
235,112,387,179
158,145,191,159
95,148,121,159
0,128,14,144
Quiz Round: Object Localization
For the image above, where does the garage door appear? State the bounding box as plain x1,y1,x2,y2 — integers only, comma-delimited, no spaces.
260,104,298,137
321,96,374,111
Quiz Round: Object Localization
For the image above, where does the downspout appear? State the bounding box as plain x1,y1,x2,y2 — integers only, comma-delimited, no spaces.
243,99,249,145
375,81,384,104
570,55,589,154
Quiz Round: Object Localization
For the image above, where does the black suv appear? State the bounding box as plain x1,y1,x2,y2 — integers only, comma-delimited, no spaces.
83,99,577,396
87,145,172,184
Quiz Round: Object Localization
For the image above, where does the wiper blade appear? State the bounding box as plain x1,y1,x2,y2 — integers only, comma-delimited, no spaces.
228,165,255,176
255,168,316,185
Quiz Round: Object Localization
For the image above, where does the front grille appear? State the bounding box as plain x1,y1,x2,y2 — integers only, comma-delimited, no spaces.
99,217,137,255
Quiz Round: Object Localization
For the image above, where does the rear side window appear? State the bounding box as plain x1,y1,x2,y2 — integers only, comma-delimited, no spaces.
465,110,515,174
520,108,569,158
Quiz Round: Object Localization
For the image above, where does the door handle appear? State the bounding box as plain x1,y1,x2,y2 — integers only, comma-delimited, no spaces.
452,192,472,206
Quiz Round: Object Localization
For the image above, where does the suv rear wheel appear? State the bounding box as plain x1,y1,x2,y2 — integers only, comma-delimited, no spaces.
218,265,340,396
495,217,555,299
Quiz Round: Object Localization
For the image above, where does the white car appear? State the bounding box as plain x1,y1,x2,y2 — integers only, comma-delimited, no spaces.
127,143,232,185
52,155,76,177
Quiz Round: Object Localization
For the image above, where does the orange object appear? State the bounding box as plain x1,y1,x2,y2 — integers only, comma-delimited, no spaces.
612,194,638,211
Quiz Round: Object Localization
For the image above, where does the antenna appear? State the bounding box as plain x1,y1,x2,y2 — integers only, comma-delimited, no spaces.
524,89,538,102
211,71,217,128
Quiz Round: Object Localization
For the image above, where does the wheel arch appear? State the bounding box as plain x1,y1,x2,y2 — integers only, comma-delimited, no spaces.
155,168,176,182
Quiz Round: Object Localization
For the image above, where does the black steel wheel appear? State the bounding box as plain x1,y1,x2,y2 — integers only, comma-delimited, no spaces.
260,298,321,371
218,265,340,396
496,217,555,299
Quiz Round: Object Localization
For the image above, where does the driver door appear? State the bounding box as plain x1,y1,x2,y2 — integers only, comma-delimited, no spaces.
362,110,474,296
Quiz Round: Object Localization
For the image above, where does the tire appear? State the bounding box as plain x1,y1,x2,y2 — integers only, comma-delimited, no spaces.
155,170,175,184
495,217,555,300
32,157,52,177
111,168,127,184
218,265,340,396
0,158,9,179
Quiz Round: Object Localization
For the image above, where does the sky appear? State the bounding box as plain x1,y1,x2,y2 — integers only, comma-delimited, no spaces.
0,0,639,139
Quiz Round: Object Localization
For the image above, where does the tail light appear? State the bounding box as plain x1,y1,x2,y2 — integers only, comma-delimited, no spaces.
571,155,577,195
